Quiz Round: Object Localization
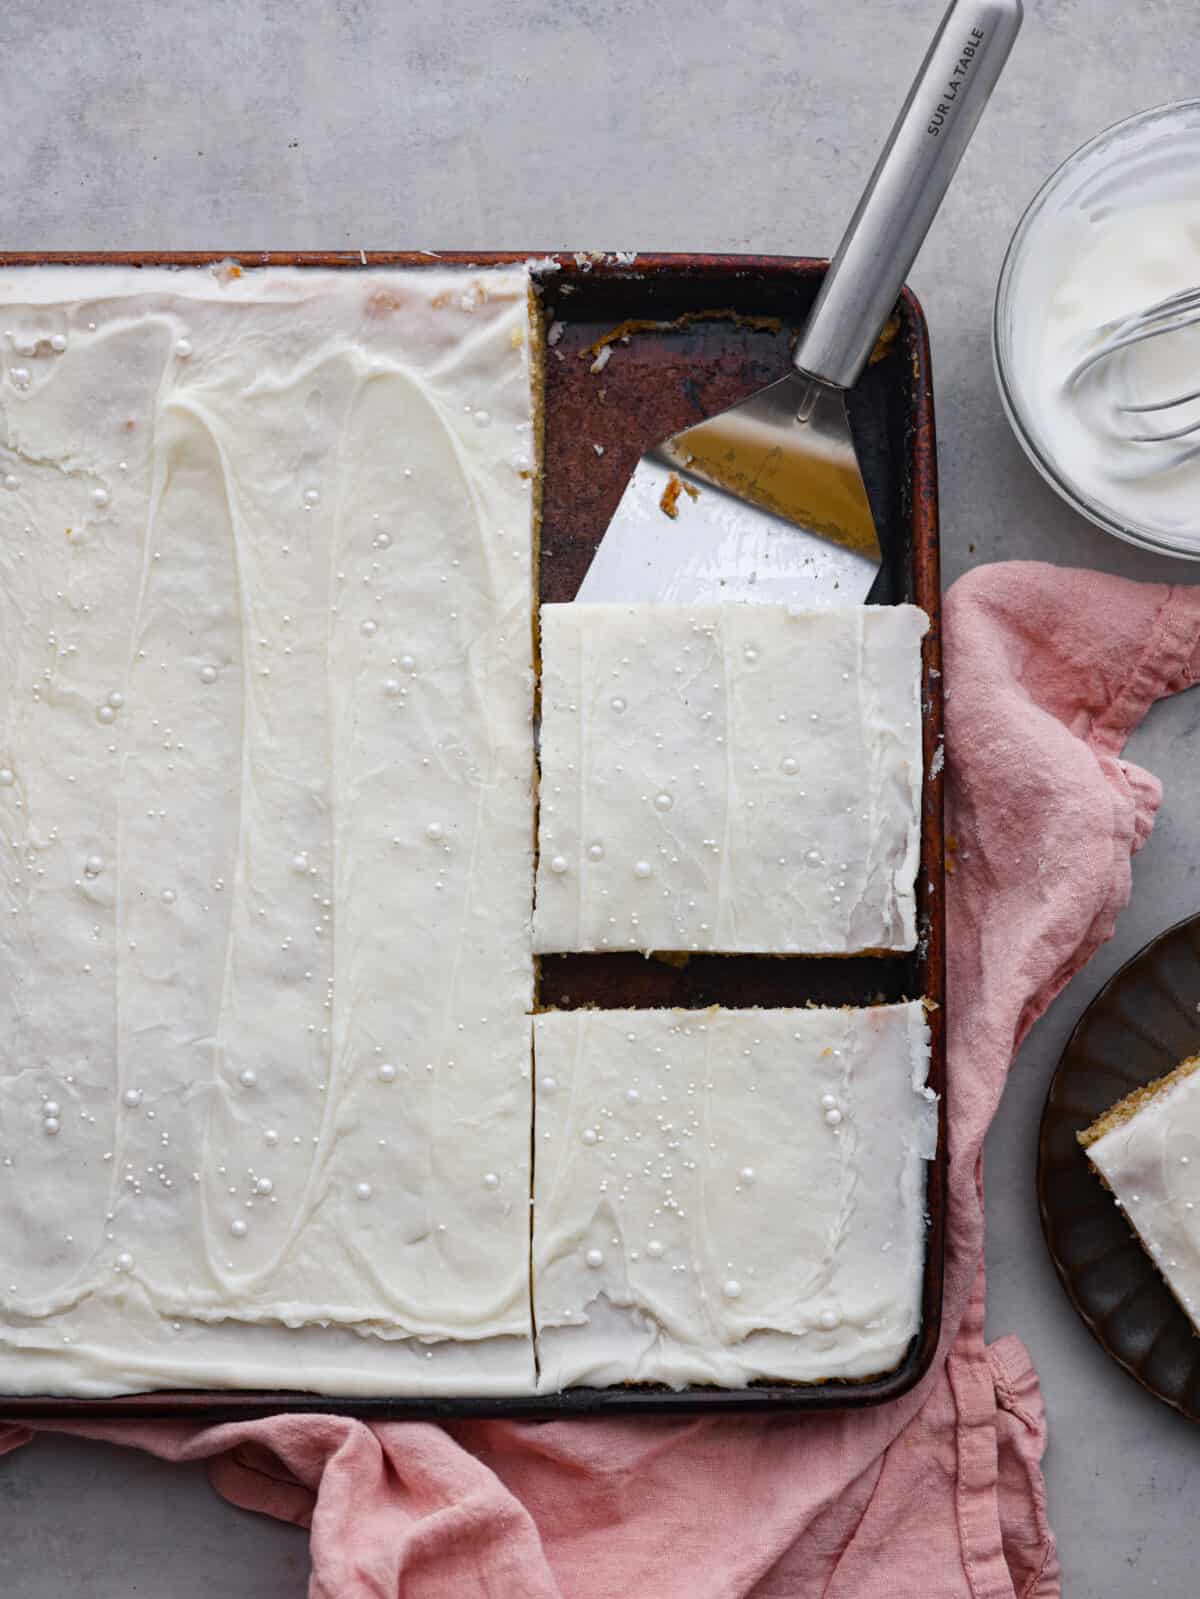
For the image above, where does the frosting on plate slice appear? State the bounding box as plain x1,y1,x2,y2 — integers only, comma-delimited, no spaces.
1080,1054,1200,1332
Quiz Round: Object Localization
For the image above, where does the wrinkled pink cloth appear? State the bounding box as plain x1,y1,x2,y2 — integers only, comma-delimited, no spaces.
6,560,1200,1599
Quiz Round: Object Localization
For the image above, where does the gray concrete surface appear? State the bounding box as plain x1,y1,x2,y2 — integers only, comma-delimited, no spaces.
0,0,1196,1593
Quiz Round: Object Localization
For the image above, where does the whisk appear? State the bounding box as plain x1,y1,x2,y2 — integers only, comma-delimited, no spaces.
1066,286,1200,447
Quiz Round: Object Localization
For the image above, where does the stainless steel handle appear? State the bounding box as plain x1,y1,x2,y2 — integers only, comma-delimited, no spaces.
793,0,1022,390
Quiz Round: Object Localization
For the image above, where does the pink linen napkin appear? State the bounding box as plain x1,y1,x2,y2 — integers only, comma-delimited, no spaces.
6,559,1200,1599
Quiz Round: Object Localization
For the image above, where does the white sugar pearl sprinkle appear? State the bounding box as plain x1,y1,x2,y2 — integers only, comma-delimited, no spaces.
483,1171,500,1190
722,1279,742,1300
122,1089,143,1108
230,1219,248,1238
377,1063,397,1083
115,1252,134,1272
824,1107,843,1127
354,1182,373,1201
0,769,13,786
43,1117,60,1135
238,1069,258,1088
646,1240,665,1258
739,1166,756,1184
425,822,444,841
633,860,652,879
818,1307,841,1329
199,665,218,684
174,338,193,358
585,1248,604,1269
549,854,568,874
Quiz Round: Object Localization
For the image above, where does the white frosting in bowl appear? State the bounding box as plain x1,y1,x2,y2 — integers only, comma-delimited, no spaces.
997,101,1200,555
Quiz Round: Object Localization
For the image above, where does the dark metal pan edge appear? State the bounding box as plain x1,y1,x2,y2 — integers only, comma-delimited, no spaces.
0,251,944,1421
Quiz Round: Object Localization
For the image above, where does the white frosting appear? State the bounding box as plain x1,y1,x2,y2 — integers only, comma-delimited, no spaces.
1085,1063,1200,1330
533,604,927,954
532,1004,935,1391
1003,106,1200,551
0,264,537,1395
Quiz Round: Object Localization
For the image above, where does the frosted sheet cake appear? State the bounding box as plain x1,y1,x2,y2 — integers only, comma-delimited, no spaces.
0,264,537,1395
0,261,934,1401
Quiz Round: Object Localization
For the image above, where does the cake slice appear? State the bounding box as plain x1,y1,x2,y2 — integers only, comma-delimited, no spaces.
1079,1053,1200,1332
532,602,928,956
532,1002,937,1391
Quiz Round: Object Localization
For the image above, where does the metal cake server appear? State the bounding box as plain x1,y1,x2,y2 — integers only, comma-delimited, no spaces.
577,0,1022,606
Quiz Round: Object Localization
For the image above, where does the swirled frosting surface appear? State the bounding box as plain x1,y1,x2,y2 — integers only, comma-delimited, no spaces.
0,265,536,1395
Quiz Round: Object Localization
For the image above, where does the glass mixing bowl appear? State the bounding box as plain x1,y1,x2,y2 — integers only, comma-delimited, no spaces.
994,100,1200,559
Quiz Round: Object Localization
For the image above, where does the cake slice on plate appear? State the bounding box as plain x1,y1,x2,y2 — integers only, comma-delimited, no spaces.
1079,1053,1200,1332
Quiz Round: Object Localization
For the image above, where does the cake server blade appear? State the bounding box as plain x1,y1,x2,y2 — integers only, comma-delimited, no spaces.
576,0,1022,606
576,374,879,605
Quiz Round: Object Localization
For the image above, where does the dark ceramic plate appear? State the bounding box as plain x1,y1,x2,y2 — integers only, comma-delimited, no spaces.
1039,912,1200,1421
